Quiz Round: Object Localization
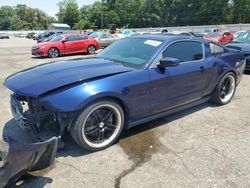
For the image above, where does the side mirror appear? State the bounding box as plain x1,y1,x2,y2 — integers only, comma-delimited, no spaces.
62,39,67,42
157,57,180,70
157,57,180,73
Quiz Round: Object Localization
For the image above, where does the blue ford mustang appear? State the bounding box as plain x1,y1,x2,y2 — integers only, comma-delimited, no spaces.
4,35,246,151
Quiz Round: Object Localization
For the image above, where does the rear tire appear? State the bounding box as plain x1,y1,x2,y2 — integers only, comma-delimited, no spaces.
48,48,60,58
210,72,236,105
87,45,96,54
70,100,124,151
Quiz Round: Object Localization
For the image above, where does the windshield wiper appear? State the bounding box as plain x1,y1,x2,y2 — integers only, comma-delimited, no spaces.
94,56,121,64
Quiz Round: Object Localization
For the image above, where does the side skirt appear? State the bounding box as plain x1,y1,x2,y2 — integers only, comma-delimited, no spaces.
128,96,211,129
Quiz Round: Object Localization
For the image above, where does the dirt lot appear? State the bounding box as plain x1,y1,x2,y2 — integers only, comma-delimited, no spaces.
0,37,250,188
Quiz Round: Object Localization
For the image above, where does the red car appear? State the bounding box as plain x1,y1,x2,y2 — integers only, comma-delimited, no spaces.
204,32,234,45
32,34,99,58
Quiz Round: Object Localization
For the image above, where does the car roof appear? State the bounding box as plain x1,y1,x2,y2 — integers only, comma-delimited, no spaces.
61,34,87,37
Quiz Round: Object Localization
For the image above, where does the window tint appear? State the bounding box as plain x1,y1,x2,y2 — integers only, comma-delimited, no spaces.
67,35,87,41
163,41,203,62
50,36,63,42
210,43,224,55
75,35,87,40
67,36,77,41
106,33,114,38
100,34,108,39
96,38,163,69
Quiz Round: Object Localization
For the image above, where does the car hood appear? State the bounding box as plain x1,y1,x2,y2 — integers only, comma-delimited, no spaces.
226,42,250,53
4,59,134,97
32,42,51,47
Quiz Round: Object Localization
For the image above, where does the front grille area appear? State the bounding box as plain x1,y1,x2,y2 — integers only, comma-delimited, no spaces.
10,93,62,141
11,94,56,127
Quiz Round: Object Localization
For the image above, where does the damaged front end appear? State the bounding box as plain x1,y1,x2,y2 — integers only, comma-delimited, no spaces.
0,94,75,187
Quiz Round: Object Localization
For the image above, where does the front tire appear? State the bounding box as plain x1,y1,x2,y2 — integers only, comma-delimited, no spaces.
48,48,60,58
70,100,124,151
211,72,236,105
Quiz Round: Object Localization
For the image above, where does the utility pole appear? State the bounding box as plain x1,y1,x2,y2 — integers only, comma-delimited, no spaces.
101,13,104,30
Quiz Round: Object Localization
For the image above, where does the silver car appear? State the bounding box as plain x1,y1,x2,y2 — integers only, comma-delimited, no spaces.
90,32,120,48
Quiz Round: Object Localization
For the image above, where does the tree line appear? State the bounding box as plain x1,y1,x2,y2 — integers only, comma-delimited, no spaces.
59,0,250,30
0,4,56,30
1,0,250,30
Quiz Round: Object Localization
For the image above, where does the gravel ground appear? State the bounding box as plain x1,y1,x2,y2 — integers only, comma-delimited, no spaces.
0,37,250,188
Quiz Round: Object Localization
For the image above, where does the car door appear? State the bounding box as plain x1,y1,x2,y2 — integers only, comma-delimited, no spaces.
99,34,109,47
149,40,212,114
63,35,78,53
73,35,88,52
105,33,116,46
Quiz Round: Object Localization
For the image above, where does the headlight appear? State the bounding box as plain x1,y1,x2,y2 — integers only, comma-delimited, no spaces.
38,46,45,49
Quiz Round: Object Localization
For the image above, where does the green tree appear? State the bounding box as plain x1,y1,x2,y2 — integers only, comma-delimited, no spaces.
227,0,250,23
57,0,80,28
0,6,17,30
74,19,90,32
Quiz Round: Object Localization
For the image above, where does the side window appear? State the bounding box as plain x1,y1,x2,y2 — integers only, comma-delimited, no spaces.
106,33,114,38
101,34,108,39
210,43,224,55
67,36,77,41
163,41,204,62
75,35,87,40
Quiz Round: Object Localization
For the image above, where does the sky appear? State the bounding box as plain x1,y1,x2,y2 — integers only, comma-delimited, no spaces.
0,0,95,17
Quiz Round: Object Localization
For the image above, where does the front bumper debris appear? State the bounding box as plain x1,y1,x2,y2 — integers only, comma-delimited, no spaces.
0,94,60,187
0,134,58,188
0,92,76,187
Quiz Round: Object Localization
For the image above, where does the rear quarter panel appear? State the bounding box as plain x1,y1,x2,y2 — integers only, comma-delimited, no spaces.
202,43,245,95
213,50,245,89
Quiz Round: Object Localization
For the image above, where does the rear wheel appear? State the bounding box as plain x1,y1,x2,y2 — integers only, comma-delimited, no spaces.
211,72,236,105
70,100,124,151
48,48,59,58
87,45,96,54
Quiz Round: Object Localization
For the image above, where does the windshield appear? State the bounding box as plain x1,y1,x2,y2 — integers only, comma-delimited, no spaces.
96,38,163,69
206,33,221,37
50,36,63,42
89,32,102,38
45,34,57,41
232,32,250,43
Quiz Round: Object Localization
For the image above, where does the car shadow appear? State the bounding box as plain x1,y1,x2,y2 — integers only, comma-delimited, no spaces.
58,101,214,158
10,174,53,188
120,102,213,140
31,56,47,59
244,71,250,75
